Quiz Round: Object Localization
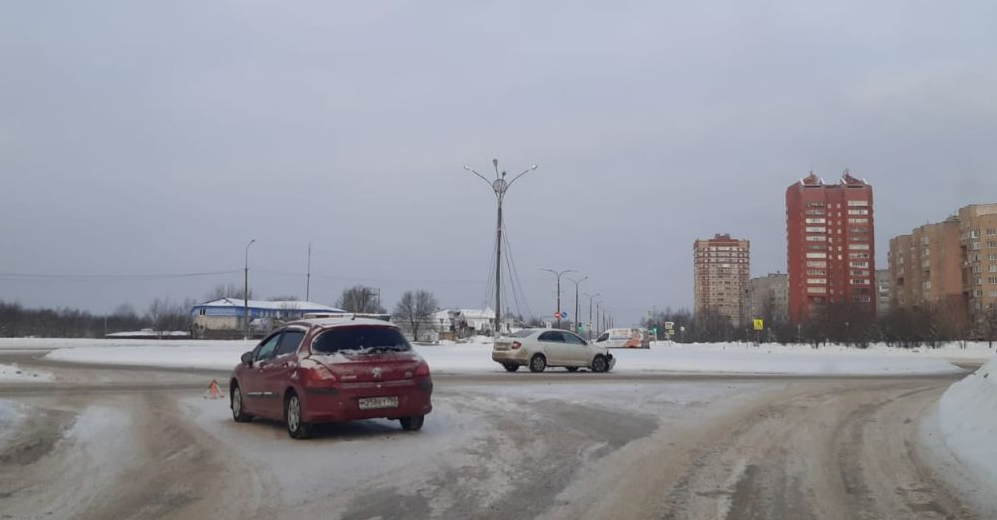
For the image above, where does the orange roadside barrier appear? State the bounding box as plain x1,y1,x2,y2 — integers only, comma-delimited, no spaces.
203,379,225,400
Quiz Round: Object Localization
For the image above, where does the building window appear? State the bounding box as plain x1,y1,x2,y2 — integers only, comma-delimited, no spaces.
806,261,827,268
987,228,996,236
807,287,827,294
806,236,826,242
847,200,869,207
848,244,870,250
805,227,826,233
972,242,981,250
848,218,868,224
805,218,826,224
848,209,869,215
852,279,871,285
806,252,827,259
807,278,827,284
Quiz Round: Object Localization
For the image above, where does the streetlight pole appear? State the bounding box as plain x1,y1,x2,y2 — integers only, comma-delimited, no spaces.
542,268,576,329
464,159,538,337
568,276,588,335
244,238,256,340
595,300,602,336
584,292,600,339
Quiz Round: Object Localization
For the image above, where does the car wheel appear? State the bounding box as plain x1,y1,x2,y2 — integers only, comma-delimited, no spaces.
591,355,608,373
566,367,579,372
503,363,520,372
400,415,425,431
529,354,547,373
285,392,313,439
231,383,252,423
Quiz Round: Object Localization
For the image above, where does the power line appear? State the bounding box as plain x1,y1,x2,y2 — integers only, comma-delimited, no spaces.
0,269,241,282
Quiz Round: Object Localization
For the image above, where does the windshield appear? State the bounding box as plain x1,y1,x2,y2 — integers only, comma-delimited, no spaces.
312,326,412,354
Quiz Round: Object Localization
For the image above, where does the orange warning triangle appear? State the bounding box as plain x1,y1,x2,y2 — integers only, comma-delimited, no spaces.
203,379,225,400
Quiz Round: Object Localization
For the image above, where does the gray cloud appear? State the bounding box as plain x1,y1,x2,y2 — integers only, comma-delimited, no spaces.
2,0,996,324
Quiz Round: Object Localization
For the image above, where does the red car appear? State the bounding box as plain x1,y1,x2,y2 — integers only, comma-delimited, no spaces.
229,318,433,439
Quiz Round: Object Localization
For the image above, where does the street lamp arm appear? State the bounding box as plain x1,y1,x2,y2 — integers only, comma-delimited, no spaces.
506,165,538,189
463,165,494,188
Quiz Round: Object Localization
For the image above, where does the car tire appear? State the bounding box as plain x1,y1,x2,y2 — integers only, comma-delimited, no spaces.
591,355,608,373
529,354,547,373
566,367,579,372
400,415,425,431
503,363,520,372
231,383,253,423
285,392,313,439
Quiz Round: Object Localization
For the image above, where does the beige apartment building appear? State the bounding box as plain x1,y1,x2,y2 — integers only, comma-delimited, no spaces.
889,203,997,335
694,234,750,325
875,269,891,317
960,204,997,330
747,273,789,324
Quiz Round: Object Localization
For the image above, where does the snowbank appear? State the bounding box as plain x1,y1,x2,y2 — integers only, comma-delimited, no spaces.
938,357,997,488
41,339,964,376
0,363,54,382
0,398,27,447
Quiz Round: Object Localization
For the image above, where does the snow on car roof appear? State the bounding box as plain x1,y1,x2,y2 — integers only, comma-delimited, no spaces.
288,317,399,329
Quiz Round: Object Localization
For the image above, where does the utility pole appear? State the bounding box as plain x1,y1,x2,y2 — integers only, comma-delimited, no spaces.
305,242,311,302
542,268,576,329
464,159,538,337
244,238,256,340
568,276,588,335
595,301,601,336
584,292,600,339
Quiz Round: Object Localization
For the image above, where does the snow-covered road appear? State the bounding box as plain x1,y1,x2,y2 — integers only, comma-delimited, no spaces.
1,349,993,520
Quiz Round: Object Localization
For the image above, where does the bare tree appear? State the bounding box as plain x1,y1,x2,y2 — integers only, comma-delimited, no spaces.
984,304,997,349
393,290,439,342
205,283,252,301
146,297,195,333
337,285,386,314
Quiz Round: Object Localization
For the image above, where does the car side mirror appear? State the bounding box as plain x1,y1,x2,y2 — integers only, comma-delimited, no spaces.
241,352,254,367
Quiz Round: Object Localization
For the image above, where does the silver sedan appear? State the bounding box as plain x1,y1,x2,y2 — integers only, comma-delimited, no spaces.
491,328,616,373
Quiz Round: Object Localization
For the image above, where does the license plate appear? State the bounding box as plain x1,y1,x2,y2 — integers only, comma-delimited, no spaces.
358,396,399,410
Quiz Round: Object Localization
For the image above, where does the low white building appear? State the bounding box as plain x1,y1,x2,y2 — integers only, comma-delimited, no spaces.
190,298,343,338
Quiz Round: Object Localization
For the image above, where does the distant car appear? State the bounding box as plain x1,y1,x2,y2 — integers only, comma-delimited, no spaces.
491,328,615,373
229,318,433,439
595,327,650,349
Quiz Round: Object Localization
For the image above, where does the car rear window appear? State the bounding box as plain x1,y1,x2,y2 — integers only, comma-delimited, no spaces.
312,326,412,354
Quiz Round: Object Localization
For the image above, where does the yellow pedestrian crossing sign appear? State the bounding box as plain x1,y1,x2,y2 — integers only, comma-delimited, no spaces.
753,319,764,331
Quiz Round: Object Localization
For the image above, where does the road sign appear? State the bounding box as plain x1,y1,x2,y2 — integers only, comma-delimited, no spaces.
753,319,764,331
554,312,562,319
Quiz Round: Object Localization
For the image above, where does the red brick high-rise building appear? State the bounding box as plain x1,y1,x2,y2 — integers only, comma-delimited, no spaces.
786,170,876,323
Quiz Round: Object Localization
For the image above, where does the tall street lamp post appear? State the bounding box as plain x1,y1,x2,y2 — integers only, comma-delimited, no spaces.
568,276,588,335
542,268,576,329
244,238,256,340
464,159,538,337
594,299,603,336
584,292,600,339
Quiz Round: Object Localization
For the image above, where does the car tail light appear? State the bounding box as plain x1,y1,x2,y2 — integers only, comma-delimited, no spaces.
511,341,522,350
302,362,337,386
414,361,431,377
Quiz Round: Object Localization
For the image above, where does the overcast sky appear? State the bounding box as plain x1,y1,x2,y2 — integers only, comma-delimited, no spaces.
2,0,996,325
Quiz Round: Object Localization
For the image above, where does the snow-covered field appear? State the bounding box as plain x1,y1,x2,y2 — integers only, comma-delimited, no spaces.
0,363,54,382
938,356,997,491
20,337,980,376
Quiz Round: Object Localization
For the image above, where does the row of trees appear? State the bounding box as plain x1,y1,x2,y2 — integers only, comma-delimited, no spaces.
642,303,997,348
